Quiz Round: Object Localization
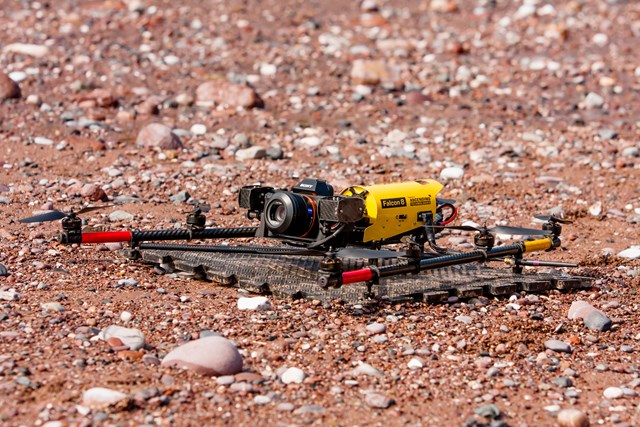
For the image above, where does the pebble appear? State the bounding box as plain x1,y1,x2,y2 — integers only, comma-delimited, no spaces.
583,92,604,109
0,264,7,276
293,405,326,415
557,408,590,427
99,325,145,350
455,315,473,325
237,296,271,311
8,71,27,83
33,137,54,146
0,291,19,301
0,72,21,100
544,340,572,354
82,387,127,407
235,146,267,161
350,59,399,87
568,300,612,332
474,403,501,419
161,336,243,376
366,322,386,334
120,311,132,322
109,210,135,222
364,391,394,409
618,246,640,260
440,166,464,180
352,362,384,377
408,357,424,370
135,123,183,150
281,367,306,384
3,43,50,57
190,124,207,136
195,80,264,109
41,302,65,312
603,387,624,399
598,129,618,140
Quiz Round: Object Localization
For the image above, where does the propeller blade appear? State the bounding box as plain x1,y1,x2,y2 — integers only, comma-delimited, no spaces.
335,247,402,259
492,225,552,236
441,225,481,232
534,214,573,224
18,211,67,223
77,205,113,215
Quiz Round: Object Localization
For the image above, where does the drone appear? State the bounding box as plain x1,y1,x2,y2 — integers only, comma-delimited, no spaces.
19,178,577,291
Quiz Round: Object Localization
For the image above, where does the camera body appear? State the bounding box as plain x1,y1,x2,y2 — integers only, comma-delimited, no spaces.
239,179,366,246
239,178,447,250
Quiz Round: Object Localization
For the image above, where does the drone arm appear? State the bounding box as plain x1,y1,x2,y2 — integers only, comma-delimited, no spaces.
333,237,556,287
58,227,259,244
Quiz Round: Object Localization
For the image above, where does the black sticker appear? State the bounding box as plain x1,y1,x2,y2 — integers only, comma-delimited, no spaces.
381,197,407,209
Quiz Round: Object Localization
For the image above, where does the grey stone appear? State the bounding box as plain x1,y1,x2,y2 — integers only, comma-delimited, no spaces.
281,367,305,384
366,322,386,334
161,336,243,376
455,315,473,325
364,391,394,409
293,405,326,415
136,123,183,150
235,146,266,161
170,190,190,204
109,210,135,222
598,128,618,140
552,377,573,388
557,409,589,427
544,340,572,353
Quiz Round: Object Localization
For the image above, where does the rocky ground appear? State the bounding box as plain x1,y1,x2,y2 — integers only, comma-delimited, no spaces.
1,0,640,426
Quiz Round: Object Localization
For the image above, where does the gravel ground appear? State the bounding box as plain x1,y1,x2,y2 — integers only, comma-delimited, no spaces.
1,0,640,426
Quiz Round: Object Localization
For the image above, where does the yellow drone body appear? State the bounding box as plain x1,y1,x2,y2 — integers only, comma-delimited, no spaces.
341,179,444,243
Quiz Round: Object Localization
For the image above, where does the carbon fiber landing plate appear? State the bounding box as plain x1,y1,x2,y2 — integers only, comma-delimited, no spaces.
137,249,592,304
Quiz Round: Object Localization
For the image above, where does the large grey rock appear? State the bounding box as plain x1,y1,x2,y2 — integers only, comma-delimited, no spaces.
136,123,183,150
618,246,640,260
568,301,612,332
161,336,243,376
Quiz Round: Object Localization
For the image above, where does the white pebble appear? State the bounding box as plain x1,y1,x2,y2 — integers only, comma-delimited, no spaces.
237,296,271,311
281,367,305,384
190,124,207,135
440,166,464,180
120,311,132,322
603,386,624,399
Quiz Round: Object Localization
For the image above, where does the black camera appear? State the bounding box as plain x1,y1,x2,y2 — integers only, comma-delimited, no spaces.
238,178,365,245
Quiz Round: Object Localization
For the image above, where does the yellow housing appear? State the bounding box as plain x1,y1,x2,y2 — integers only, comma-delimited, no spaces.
341,179,444,243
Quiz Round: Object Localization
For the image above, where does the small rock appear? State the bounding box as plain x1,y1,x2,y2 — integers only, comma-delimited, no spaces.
366,322,386,334
120,311,132,322
293,405,326,415
41,302,65,312
544,340,572,353
237,296,271,311
0,264,7,277
364,391,394,409
190,124,207,135
170,190,190,204
109,211,135,222
0,72,21,100
350,59,400,87
196,80,264,109
235,146,266,161
351,362,384,377
455,315,473,325
407,357,424,370
557,408,589,427
0,291,19,301
161,336,243,376
281,367,305,384
136,123,183,150
603,387,624,399
583,92,604,109
82,387,127,407
3,43,50,57
440,166,464,180
99,325,145,350
618,246,640,260
568,301,612,332
598,129,618,140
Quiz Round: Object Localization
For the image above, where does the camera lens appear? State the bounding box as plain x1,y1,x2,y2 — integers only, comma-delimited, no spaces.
264,192,316,237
